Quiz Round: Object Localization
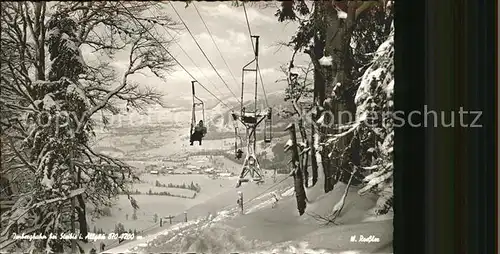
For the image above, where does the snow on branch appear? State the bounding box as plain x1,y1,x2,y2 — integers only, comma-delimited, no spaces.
329,164,358,221
358,170,393,196
337,10,348,19
327,121,361,142
34,188,86,208
319,56,333,66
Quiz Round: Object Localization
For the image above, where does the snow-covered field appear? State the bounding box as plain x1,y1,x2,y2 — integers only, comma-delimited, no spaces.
103,182,393,254
87,167,243,232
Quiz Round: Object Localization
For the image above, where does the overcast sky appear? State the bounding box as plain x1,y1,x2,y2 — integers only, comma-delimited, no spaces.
83,2,309,104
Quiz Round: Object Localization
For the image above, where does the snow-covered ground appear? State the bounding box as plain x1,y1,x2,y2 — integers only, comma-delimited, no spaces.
104,182,393,254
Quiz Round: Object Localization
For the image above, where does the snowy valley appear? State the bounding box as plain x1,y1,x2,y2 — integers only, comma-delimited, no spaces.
0,1,394,254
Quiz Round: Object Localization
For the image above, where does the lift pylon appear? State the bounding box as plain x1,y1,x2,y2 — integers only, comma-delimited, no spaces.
233,35,273,188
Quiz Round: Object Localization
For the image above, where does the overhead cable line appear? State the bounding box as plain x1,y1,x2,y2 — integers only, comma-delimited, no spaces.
192,2,241,96
242,2,269,108
118,2,231,109
146,9,226,99
168,1,241,104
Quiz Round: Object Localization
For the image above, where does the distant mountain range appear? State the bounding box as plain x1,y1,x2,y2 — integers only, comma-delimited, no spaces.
162,90,287,111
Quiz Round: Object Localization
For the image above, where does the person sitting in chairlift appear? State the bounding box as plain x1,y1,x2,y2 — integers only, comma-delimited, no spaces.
190,120,207,145
236,149,243,159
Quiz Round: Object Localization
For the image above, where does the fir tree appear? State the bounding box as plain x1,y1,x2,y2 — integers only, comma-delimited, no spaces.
114,223,125,235
132,209,138,220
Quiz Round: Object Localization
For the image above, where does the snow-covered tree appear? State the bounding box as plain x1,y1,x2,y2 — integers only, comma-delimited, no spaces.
114,223,125,235
132,209,138,221
322,23,394,217
278,61,315,192
1,2,178,252
274,1,394,217
354,24,394,215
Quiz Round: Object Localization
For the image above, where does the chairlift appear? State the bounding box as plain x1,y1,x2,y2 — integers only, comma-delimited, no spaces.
231,111,245,159
236,149,244,159
234,127,244,159
241,107,258,124
189,81,206,146
263,107,272,143
235,35,267,187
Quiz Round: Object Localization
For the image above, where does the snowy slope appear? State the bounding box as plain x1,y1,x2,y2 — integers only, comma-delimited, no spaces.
104,181,393,254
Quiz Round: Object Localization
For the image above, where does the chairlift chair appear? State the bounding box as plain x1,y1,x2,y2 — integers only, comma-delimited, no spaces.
241,107,258,125
232,111,245,159
189,81,206,145
236,149,244,159
263,107,272,143
234,126,244,159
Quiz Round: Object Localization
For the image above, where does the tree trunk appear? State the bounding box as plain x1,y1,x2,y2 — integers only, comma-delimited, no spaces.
297,119,309,187
77,195,88,243
310,122,318,186
307,1,376,195
347,132,363,185
303,152,309,187
322,146,334,193
323,3,343,99
296,129,328,205
31,2,46,81
321,1,364,187
76,166,88,243
313,132,327,194
286,124,307,215
293,171,307,215
312,2,326,105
